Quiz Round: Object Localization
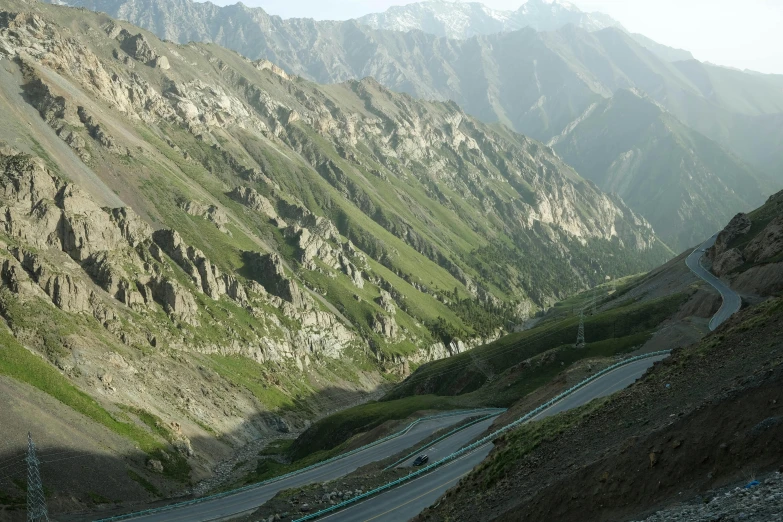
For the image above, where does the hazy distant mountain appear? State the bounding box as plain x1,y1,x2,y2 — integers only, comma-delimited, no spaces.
356,0,622,37
355,0,693,63
628,32,694,62
59,0,777,159
551,89,768,249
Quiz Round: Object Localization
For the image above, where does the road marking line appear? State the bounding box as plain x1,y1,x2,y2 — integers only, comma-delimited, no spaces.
361,473,468,522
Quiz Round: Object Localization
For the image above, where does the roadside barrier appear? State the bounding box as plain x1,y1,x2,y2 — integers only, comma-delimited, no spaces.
382,411,501,471
94,408,503,521
295,350,672,521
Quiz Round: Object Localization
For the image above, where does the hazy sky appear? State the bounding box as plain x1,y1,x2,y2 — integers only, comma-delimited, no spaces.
216,0,783,74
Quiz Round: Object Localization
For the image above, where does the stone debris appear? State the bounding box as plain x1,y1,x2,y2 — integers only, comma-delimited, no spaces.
634,472,783,522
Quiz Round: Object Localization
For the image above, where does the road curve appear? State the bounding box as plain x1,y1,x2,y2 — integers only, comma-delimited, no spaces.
317,355,667,522
686,235,742,330
397,416,498,468
97,412,493,522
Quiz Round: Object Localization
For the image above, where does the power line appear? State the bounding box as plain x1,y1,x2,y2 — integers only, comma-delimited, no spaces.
0,458,24,473
39,453,97,465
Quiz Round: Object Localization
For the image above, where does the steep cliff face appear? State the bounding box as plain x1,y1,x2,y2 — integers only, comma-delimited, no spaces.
706,190,783,295
0,2,668,507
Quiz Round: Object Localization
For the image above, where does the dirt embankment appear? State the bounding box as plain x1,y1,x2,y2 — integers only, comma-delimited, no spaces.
0,376,154,521
416,297,783,522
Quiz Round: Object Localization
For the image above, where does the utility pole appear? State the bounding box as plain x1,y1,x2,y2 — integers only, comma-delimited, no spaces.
575,310,586,349
25,433,49,522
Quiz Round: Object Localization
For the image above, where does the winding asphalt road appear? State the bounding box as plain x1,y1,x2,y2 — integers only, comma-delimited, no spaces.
396,416,498,469
98,412,497,522
686,234,743,330
317,355,668,522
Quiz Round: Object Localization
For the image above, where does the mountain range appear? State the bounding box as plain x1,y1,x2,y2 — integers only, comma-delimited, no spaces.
0,0,670,501
357,0,693,62
60,0,782,249
550,88,767,249
357,0,623,38
0,0,781,515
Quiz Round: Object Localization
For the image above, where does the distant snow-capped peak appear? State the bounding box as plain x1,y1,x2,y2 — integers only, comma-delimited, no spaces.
355,0,623,39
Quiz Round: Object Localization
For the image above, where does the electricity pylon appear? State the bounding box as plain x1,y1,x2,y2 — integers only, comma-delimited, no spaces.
25,433,49,522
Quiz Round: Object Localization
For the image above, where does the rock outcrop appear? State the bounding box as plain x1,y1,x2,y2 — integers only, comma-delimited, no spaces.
243,251,307,309
744,215,783,263
712,248,744,276
228,186,278,220
376,290,396,314
179,200,229,233
373,313,398,339
709,213,752,261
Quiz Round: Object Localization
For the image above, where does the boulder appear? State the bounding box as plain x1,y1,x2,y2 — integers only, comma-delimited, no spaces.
153,55,170,70
173,438,194,457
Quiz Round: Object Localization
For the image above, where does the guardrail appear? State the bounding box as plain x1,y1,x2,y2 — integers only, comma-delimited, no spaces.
382,411,500,471
94,408,504,521
295,350,672,521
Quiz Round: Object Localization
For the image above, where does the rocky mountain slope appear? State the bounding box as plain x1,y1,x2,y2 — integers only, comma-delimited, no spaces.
60,0,782,252
706,190,783,294
415,297,783,521
550,88,767,250
0,1,667,512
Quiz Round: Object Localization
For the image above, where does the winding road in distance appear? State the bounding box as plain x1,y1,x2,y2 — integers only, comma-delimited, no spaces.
686,234,743,330
94,412,498,522
319,355,669,522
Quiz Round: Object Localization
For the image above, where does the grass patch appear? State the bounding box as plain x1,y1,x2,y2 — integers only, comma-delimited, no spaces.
87,492,113,505
0,326,153,451
207,355,314,412
258,439,294,457
388,293,687,399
